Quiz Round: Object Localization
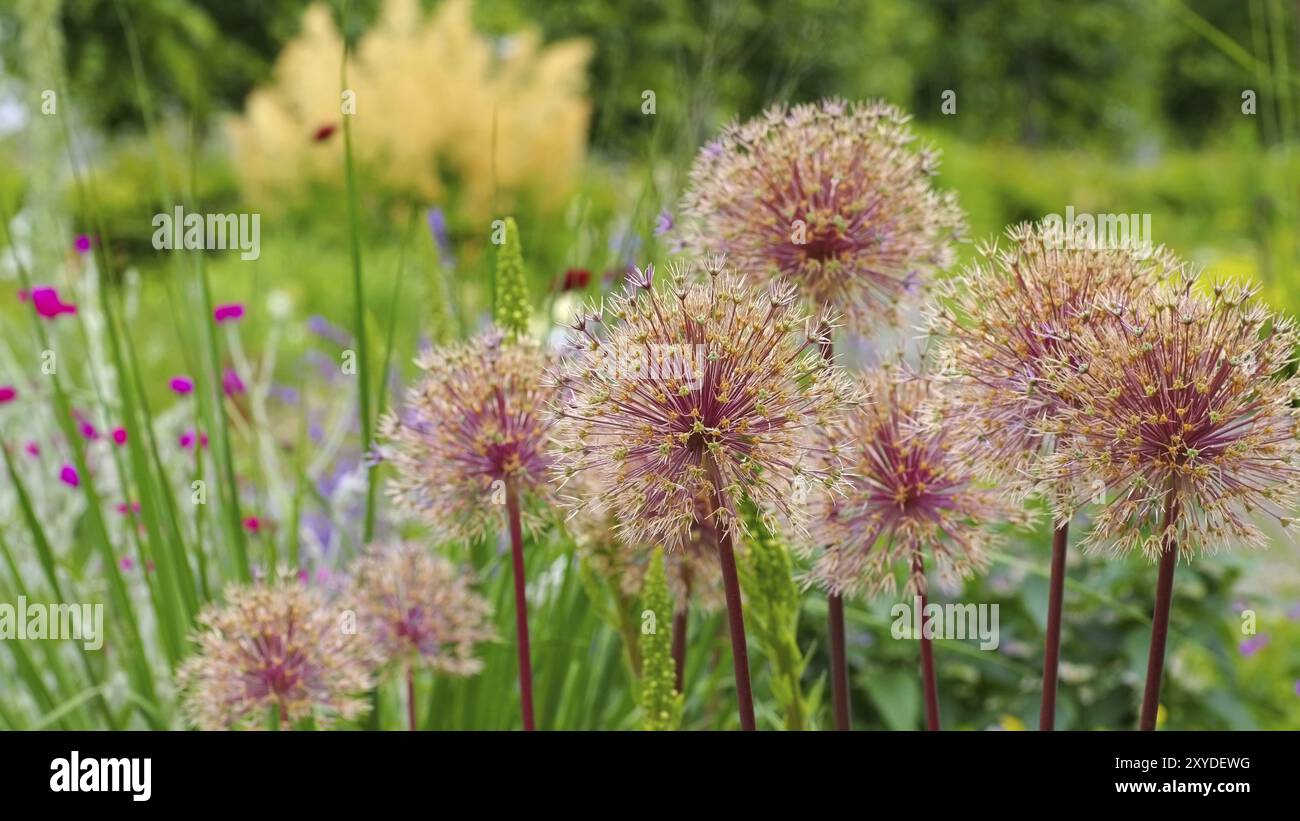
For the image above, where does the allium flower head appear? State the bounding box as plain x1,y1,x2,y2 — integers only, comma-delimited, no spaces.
348,541,495,674
176,576,375,729
548,258,860,553
380,326,557,540
800,365,1016,598
929,221,1183,493
1037,275,1300,558
679,99,965,330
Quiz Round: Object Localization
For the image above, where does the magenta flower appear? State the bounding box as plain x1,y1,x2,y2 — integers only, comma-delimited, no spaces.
221,368,246,397
0,386,15,403
116,501,141,515
112,427,128,445
119,556,135,571
178,430,209,450
170,376,194,395
79,421,98,440
74,234,93,254
213,303,245,323
21,285,78,318
243,516,262,533
24,441,39,458
59,464,79,488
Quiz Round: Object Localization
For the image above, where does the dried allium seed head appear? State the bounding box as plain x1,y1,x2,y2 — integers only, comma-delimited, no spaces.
1038,276,1300,558
176,575,375,730
928,221,1184,496
548,260,860,553
679,99,965,330
799,366,1016,598
348,542,495,675
379,327,557,541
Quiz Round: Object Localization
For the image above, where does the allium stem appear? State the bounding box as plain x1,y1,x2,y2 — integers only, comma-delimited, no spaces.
717,526,756,730
505,478,536,731
1139,486,1180,731
1039,521,1069,730
704,457,756,730
672,606,688,694
828,593,851,730
406,664,417,732
913,552,940,731
820,339,852,732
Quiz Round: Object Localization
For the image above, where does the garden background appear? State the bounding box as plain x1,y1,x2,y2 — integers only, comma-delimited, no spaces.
0,0,1298,730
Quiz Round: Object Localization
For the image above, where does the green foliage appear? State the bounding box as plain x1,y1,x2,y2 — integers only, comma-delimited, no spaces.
638,550,682,730
739,501,819,730
493,217,531,337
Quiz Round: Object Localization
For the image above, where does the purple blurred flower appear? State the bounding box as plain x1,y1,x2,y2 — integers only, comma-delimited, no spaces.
170,376,194,395
269,384,299,405
307,315,351,347
1239,634,1269,657
59,464,79,487
653,209,673,237
74,234,93,254
427,207,456,269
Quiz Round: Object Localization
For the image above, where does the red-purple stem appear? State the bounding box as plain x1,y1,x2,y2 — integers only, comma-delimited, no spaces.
505,479,536,731
828,593,851,730
914,552,940,731
819,339,852,731
1039,521,1069,730
704,456,755,730
672,606,688,694
407,664,418,731
1139,485,1180,731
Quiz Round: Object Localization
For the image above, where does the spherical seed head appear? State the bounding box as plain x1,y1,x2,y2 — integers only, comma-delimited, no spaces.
800,366,1015,599
548,260,861,554
678,99,966,331
348,541,495,674
379,327,557,541
929,221,1184,497
1038,276,1300,559
176,575,375,730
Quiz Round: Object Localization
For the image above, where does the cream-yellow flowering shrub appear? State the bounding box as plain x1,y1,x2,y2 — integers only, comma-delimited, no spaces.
228,0,592,220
